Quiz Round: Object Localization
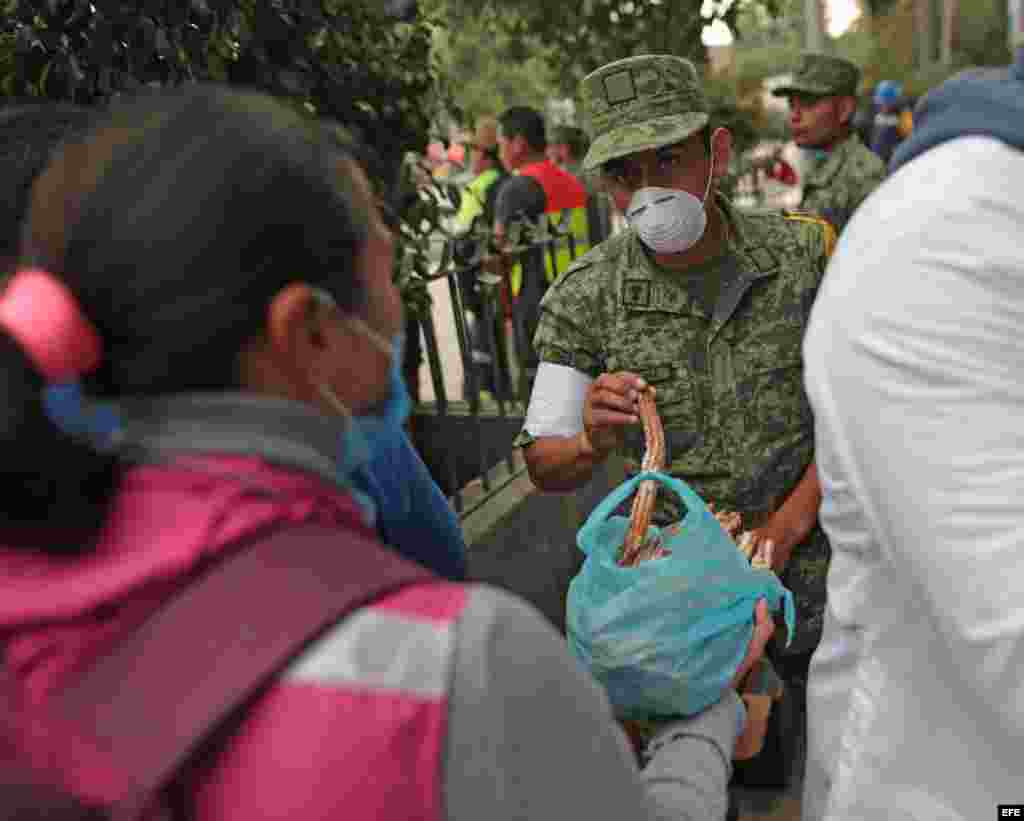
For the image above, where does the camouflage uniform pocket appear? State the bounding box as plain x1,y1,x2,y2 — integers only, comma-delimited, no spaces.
734,344,809,444
615,356,702,472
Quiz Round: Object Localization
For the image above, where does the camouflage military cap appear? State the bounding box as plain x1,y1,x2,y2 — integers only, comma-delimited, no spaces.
772,53,861,98
578,54,709,172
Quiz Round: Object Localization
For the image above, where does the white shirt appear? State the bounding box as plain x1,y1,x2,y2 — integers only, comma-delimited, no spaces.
802,136,1024,821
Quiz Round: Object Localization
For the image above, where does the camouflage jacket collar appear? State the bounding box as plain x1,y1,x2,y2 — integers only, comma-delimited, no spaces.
618,195,780,331
722,196,782,282
803,132,859,188
712,199,782,332
619,195,781,282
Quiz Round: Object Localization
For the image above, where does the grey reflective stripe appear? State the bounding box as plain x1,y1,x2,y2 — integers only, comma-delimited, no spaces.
284,608,454,698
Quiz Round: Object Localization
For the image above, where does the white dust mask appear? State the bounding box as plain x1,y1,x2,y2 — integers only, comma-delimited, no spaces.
625,158,714,255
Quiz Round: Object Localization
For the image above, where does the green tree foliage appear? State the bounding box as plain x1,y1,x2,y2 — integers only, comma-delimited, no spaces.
860,0,901,17
427,3,559,127
837,0,1009,96
733,0,801,48
428,0,768,160
730,0,1010,105
954,0,1010,68
438,0,750,99
0,0,435,183
0,0,447,327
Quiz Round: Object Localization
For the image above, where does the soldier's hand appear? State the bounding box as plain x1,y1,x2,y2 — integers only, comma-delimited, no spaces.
581,372,648,456
747,511,802,573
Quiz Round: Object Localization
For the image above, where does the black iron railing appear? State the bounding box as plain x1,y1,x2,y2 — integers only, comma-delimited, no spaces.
409,214,582,517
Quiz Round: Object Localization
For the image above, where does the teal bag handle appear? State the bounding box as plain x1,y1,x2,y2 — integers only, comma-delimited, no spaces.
577,470,797,645
577,470,712,556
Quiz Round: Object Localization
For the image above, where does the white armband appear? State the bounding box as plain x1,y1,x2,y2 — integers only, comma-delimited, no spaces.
523,362,593,438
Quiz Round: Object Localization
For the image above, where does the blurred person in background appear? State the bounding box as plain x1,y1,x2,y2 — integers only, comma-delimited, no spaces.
452,115,507,234
452,114,513,400
547,124,588,177
549,124,614,245
869,80,914,164
493,106,590,382
771,53,885,233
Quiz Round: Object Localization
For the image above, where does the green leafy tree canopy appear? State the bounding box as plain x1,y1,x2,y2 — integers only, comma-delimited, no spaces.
0,0,451,330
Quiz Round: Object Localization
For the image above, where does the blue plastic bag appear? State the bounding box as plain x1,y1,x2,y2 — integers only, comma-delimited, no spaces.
567,471,796,719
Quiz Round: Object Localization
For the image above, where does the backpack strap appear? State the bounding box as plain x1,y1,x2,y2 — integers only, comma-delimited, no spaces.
54,523,435,815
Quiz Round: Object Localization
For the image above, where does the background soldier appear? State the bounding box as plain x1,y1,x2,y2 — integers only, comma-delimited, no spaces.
771,53,886,233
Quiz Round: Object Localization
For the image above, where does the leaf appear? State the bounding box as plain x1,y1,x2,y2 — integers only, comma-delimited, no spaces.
155,26,171,56
37,57,53,92
277,66,306,94
0,0,442,315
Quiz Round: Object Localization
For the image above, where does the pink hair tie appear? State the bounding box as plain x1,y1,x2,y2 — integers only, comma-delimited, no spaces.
0,269,102,382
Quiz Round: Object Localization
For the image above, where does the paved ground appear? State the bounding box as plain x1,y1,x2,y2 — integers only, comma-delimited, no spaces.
734,719,806,820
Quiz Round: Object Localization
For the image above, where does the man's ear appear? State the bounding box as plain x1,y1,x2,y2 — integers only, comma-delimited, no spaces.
837,95,857,127
710,127,733,182
266,282,321,362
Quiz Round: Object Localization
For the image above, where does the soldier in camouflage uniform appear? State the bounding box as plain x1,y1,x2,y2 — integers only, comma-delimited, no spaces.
515,55,834,691
772,53,886,233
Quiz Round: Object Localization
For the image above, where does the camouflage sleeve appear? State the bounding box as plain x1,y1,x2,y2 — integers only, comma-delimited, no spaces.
806,221,831,325
782,213,833,327
513,260,606,451
773,217,832,657
532,259,607,379
838,149,887,228
853,160,886,213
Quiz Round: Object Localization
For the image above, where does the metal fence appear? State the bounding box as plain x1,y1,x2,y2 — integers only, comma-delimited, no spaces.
409,215,582,517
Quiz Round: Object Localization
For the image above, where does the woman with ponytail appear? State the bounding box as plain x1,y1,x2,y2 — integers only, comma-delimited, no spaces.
0,85,769,821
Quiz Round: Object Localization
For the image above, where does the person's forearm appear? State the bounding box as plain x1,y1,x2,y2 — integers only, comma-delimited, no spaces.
772,460,822,565
640,693,741,821
523,431,609,492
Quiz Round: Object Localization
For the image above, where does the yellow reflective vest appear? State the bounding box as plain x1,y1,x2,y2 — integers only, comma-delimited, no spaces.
510,160,590,295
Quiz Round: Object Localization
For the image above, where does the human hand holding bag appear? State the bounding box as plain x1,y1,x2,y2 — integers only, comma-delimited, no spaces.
567,468,795,721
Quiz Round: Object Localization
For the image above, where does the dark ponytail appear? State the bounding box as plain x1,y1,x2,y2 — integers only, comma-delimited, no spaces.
0,103,114,542
0,331,117,541
1,85,371,551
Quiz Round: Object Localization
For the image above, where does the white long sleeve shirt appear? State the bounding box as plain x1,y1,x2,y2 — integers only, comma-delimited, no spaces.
802,136,1024,821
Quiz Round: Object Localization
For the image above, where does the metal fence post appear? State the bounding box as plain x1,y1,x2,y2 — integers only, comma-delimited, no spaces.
411,213,583,517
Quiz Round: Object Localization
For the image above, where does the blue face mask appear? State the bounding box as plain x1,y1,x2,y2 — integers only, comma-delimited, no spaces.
335,329,411,478
331,328,411,529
